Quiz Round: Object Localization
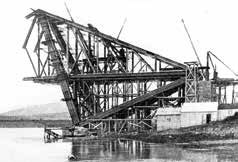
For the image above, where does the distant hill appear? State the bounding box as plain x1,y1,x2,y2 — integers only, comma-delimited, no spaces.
0,102,70,120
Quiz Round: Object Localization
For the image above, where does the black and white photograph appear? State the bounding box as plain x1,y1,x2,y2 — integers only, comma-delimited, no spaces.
1,0,238,161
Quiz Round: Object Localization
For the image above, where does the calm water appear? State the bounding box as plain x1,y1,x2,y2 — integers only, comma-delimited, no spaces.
1,128,238,162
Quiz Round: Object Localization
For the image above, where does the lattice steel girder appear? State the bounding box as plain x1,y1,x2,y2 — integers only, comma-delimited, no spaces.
90,78,185,119
23,9,188,127
77,78,185,126
185,62,199,102
25,9,186,70
23,70,185,83
73,71,185,81
36,18,80,125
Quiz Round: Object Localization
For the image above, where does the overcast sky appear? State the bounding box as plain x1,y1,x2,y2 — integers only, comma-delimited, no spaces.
0,0,238,113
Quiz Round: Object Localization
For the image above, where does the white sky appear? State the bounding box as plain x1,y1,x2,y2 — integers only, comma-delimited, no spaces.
0,0,238,113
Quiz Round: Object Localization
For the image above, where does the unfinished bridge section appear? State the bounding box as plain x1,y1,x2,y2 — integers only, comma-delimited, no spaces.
23,9,203,131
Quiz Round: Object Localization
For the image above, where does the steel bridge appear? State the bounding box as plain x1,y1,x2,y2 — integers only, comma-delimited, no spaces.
22,9,237,133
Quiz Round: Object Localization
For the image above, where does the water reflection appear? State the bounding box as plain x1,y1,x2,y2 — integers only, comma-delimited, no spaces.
2,128,238,162
69,139,182,161
67,138,238,161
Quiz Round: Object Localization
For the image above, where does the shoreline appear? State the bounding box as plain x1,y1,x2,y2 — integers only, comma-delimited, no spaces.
97,132,238,149
2,114,238,149
104,114,238,148
0,119,71,128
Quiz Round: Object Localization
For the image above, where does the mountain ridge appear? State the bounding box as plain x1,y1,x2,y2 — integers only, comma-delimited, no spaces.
0,102,70,120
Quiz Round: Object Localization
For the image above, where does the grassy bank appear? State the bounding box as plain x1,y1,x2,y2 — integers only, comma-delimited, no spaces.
121,131,235,144
117,114,238,145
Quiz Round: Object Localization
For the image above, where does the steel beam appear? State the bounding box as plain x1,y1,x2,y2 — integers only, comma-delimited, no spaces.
23,70,185,83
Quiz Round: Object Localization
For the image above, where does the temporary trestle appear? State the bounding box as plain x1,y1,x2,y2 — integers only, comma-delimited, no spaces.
23,9,191,132
87,119,154,134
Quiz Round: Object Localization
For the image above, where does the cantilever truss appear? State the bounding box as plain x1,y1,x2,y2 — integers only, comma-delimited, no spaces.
23,9,186,130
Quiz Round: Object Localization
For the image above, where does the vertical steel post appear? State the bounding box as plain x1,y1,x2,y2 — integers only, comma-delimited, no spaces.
37,22,41,76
